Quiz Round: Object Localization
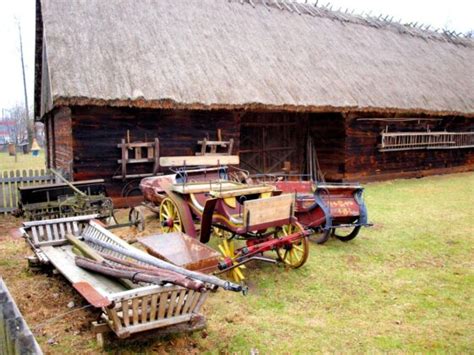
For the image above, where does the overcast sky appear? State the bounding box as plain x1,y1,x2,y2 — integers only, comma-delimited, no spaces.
0,0,472,115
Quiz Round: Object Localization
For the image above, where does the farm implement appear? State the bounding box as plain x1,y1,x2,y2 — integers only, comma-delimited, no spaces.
271,180,371,244
139,155,309,282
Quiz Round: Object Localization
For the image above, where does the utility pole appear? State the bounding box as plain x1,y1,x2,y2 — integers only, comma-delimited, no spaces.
18,22,34,151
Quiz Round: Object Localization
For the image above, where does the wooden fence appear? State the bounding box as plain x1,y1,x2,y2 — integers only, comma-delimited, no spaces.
0,278,43,354
0,169,55,214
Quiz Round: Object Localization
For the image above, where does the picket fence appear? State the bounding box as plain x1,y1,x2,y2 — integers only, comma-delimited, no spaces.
0,169,55,214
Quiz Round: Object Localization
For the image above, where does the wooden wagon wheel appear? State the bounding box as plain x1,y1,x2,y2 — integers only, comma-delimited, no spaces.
309,226,331,245
213,228,246,283
275,222,309,268
159,198,183,233
333,224,361,242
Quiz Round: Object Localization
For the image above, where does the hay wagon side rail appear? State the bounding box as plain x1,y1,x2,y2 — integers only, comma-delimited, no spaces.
20,216,209,341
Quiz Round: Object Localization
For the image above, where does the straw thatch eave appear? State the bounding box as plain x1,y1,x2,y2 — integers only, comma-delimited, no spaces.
35,0,474,120
51,95,474,118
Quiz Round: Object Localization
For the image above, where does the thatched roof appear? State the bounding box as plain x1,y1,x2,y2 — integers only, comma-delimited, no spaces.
35,0,474,118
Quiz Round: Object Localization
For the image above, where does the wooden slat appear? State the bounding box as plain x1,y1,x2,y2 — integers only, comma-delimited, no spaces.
174,289,187,316
181,291,195,314
209,184,275,198
45,224,53,241
122,301,130,327
159,155,239,167
141,295,149,323
31,227,39,245
149,294,158,321
166,291,178,318
132,298,140,325
158,292,168,319
52,222,60,241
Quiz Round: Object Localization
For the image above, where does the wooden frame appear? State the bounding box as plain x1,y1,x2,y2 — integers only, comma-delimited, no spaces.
114,138,160,180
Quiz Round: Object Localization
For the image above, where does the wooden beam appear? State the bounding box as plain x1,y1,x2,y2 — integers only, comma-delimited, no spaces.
159,155,239,167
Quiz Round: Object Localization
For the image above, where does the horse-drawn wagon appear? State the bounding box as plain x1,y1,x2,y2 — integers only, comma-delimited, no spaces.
139,155,309,282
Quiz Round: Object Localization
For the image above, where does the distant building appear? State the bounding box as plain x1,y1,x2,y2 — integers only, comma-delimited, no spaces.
0,120,14,145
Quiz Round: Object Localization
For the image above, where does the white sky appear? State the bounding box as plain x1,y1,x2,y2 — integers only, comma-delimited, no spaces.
0,0,472,114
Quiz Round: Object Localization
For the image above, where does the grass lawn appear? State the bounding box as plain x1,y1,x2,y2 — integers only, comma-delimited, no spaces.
0,172,472,353
0,151,46,171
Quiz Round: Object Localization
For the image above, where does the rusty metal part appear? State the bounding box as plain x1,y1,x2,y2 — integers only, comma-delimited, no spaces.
72,281,112,308
138,232,220,273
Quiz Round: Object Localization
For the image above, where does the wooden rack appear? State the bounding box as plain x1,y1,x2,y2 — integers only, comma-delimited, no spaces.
196,138,234,156
380,131,474,152
114,138,160,180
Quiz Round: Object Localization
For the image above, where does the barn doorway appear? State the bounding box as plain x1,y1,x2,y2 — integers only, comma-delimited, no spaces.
239,112,305,175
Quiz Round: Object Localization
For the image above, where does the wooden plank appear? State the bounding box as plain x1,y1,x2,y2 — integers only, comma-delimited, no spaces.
52,223,62,240
174,289,187,316
121,138,127,179
117,158,154,164
193,292,209,313
132,298,139,325
135,147,142,160
181,291,195,314
122,301,130,327
243,194,294,227
116,314,193,336
153,138,160,175
166,291,178,318
159,155,239,167
41,245,124,295
45,224,53,242
209,184,275,198
149,294,158,321
116,142,155,148
158,292,168,319
188,291,202,313
171,181,242,194
31,227,39,245
141,295,149,323
22,214,99,227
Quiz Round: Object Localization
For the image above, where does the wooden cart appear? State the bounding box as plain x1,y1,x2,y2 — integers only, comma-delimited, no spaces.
20,216,208,342
272,180,370,244
139,155,309,282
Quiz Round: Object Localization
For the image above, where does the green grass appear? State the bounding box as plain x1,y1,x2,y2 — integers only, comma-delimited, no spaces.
0,172,472,353
0,151,46,171
195,172,474,353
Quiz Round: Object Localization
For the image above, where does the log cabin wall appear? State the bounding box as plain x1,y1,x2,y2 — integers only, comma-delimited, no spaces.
70,105,240,196
46,107,73,175
343,113,474,181
308,113,346,181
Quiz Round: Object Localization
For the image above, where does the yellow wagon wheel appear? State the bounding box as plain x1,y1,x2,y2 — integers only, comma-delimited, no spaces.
159,198,183,233
214,229,246,283
275,222,309,268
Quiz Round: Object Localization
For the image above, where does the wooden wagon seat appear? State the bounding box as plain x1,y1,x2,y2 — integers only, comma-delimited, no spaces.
160,155,239,167
171,182,275,197
208,185,275,198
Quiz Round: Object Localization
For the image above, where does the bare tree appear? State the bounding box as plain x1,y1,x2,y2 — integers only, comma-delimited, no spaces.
3,105,31,145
